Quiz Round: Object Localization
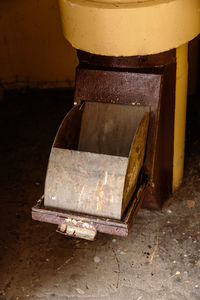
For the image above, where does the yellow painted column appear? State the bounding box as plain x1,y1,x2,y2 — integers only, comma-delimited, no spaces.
59,0,200,57
173,43,188,191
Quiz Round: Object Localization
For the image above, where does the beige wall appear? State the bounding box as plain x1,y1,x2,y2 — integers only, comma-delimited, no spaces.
0,0,77,88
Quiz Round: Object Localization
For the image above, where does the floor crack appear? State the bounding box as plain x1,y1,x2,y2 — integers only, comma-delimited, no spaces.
112,246,120,289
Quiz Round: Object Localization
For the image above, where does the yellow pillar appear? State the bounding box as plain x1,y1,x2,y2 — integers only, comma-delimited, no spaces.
173,44,188,191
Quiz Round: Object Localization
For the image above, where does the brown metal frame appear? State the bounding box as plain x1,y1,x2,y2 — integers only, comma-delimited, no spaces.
75,49,176,209
32,183,146,240
32,49,176,239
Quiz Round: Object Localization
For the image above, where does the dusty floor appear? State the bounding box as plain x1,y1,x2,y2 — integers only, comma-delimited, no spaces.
0,90,200,300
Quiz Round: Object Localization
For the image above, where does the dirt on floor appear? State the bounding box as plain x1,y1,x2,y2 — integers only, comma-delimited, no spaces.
0,90,200,300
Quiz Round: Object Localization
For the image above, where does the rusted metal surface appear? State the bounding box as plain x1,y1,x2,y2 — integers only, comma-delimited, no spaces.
74,49,176,208
32,48,176,239
53,104,84,150
57,224,97,241
44,148,128,219
74,68,162,182
78,102,149,157
44,101,149,220
145,61,176,208
32,182,146,240
77,49,176,69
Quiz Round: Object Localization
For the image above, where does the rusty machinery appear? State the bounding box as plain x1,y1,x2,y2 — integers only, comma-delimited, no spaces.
32,49,176,240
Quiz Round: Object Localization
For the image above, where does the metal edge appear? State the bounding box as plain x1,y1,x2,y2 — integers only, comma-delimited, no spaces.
32,184,146,237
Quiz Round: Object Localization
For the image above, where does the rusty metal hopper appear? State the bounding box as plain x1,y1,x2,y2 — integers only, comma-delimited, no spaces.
44,102,149,220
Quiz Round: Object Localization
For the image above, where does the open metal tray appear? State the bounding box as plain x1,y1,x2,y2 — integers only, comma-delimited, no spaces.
32,183,145,241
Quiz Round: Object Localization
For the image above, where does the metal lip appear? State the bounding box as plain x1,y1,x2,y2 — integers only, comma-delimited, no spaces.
32,183,145,238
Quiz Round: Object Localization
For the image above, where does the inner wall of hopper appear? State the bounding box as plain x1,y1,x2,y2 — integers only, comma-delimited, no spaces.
78,102,150,157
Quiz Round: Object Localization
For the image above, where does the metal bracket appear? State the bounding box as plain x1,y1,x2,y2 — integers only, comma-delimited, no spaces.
57,220,97,240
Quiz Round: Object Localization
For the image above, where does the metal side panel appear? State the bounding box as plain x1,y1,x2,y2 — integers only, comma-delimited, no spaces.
122,113,149,214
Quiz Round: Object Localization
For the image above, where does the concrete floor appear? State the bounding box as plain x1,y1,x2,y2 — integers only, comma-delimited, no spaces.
0,90,200,300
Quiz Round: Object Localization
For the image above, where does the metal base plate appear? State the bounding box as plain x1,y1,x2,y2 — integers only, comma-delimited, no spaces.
32,184,145,241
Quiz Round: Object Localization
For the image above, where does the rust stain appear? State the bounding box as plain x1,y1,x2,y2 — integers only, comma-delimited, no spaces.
78,185,85,208
96,180,103,212
96,171,110,212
